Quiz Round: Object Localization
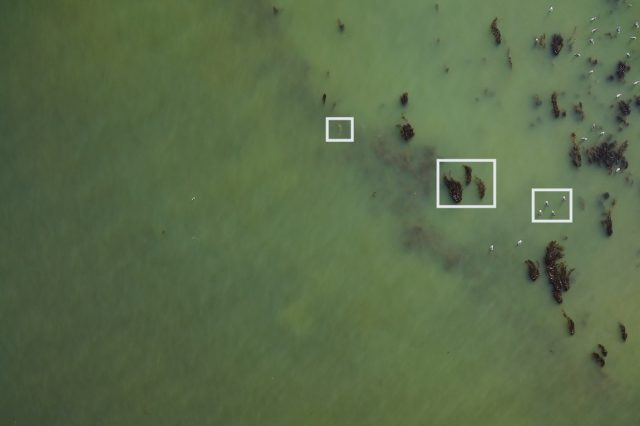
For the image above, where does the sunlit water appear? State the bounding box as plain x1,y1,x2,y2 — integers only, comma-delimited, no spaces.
1,0,639,425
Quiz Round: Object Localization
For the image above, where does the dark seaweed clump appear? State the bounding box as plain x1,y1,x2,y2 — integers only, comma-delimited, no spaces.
618,100,631,116
562,310,575,335
597,344,608,357
614,61,630,81
544,241,574,304
569,140,582,167
463,165,472,185
399,122,415,141
592,352,605,368
551,92,566,118
490,18,502,45
400,92,409,106
525,259,540,281
443,174,463,204
586,139,628,173
601,210,613,236
619,323,628,342
474,177,486,199
551,34,563,56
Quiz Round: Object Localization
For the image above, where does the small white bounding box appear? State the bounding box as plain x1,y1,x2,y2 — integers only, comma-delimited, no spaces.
531,188,573,223
325,117,354,143
436,159,497,209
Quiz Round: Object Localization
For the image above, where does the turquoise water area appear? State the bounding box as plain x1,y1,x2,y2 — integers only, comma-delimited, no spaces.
1,0,640,425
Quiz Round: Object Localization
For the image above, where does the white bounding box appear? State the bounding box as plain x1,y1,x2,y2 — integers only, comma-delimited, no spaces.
531,188,573,223
436,159,497,209
325,117,354,143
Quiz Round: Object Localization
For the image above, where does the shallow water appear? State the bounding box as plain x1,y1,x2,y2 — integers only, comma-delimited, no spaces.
1,0,640,425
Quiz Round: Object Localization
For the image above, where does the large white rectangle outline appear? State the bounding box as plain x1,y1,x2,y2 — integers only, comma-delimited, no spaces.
531,188,573,223
436,159,497,209
325,117,354,142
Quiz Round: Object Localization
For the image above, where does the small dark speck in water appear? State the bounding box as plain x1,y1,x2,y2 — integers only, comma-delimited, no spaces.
532,95,542,107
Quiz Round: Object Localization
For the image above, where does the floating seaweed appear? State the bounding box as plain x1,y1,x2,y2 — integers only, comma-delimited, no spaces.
272,6,280,15
614,61,630,81
400,92,409,106
525,259,540,281
506,48,513,69
618,100,631,116
544,241,574,304
463,165,472,185
322,93,326,104
399,123,414,141
443,174,463,204
601,210,613,236
562,310,575,335
534,33,546,48
490,18,502,45
397,116,415,142
474,177,486,199
588,57,598,66
556,262,573,292
620,323,628,342
592,352,605,368
574,102,584,121
551,92,566,118
616,115,629,128
586,139,629,173
551,33,563,56
597,344,608,358
569,140,582,167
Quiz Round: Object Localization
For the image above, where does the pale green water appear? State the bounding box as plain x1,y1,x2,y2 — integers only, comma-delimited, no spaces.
1,0,640,425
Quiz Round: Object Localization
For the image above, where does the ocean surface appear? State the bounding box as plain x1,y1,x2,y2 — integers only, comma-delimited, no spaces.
1,1,639,425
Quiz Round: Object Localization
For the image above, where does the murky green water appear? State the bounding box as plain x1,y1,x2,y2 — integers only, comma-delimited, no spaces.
1,0,639,425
